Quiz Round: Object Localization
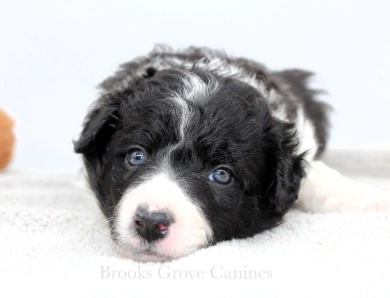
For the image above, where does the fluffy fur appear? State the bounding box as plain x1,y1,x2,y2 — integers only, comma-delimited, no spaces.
75,45,331,262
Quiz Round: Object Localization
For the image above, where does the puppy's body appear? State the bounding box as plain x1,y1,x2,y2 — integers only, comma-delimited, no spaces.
75,46,387,262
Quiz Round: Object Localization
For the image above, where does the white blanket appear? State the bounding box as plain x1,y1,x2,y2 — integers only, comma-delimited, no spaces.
1,148,389,298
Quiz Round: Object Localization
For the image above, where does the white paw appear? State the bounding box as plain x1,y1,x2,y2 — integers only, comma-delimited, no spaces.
296,161,390,213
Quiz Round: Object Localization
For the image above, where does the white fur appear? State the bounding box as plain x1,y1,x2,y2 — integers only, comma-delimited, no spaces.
180,71,220,102
180,57,268,95
115,173,213,262
170,93,191,146
295,107,318,161
268,91,289,122
297,161,390,213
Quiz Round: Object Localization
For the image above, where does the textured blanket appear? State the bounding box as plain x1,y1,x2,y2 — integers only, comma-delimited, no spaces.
1,147,389,298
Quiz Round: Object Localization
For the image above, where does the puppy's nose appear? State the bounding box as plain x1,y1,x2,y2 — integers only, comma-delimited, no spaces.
134,206,173,242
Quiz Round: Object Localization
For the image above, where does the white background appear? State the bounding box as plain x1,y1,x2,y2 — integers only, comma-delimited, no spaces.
1,0,389,172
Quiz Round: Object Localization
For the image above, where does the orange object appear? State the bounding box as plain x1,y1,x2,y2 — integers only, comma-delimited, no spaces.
0,108,15,170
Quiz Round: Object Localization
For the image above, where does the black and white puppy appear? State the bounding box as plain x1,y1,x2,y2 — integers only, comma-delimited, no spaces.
74,46,389,262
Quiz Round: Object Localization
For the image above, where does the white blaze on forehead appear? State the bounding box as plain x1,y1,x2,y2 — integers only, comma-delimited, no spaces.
169,71,219,144
115,173,213,260
178,71,220,102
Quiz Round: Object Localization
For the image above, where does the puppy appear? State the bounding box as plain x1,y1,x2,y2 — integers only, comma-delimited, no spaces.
75,45,390,262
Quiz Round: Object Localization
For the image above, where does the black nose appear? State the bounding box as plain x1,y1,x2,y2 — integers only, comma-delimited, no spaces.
134,205,174,242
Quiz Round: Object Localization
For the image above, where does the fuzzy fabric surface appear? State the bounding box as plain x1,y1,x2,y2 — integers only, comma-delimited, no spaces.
1,147,389,298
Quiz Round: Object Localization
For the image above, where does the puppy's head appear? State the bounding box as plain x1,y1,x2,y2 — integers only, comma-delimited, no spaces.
75,68,305,262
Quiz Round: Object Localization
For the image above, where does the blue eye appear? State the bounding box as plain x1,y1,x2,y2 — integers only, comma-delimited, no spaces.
127,148,146,166
209,168,233,185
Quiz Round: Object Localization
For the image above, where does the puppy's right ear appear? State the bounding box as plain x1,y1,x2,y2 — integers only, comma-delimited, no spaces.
74,97,120,155
74,97,120,212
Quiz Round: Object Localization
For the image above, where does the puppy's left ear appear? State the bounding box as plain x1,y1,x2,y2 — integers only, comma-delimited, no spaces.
262,120,306,215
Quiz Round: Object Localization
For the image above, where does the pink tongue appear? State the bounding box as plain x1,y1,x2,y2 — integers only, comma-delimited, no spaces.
157,223,169,231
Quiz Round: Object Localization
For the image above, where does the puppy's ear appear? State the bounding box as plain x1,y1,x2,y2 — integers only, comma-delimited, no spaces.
262,120,306,215
74,96,121,205
74,97,120,155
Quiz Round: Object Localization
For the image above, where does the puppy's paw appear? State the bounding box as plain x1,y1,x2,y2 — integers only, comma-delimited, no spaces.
296,161,390,213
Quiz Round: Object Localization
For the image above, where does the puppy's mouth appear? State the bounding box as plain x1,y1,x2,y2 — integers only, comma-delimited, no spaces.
120,244,173,263
117,237,210,263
